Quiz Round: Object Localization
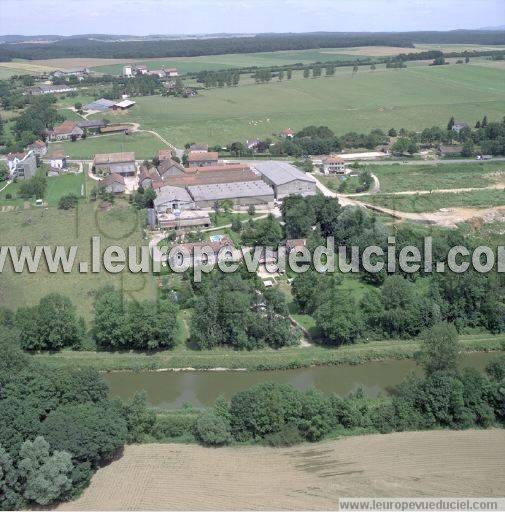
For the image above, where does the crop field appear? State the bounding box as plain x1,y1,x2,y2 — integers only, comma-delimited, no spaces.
370,162,505,193
326,162,505,194
360,188,505,213
0,200,158,320
59,429,505,510
85,63,505,148
56,132,167,160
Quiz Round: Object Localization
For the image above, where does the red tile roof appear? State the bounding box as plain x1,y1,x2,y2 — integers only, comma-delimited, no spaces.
188,151,219,163
53,120,79,135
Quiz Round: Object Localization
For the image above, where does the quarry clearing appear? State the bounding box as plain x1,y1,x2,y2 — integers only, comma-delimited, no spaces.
59,429,505,511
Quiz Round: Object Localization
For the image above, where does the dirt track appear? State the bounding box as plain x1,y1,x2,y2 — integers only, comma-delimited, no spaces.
59,429,505,511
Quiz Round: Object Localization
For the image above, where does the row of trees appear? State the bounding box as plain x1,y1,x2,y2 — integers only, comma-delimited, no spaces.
10,288,179,352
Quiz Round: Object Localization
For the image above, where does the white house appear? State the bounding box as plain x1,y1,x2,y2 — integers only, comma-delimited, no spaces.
321,155,347,175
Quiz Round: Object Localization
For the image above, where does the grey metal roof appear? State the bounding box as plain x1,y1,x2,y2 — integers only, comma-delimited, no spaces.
84,98,116,110
154,186,193,207
77,119,106,129
188,180,274,202
251,161,316,186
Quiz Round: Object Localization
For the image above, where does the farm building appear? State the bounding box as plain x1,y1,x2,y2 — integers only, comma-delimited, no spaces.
99,124,131,135
154,186,195,212
26,140,47,157
50,121,84,141
189,143,208,153
77,119,107,133
158,149,173,161
52,67,89,78
321,155,347,174
158,159,186,179
187,180,274,208
93,152,136,176
154,168,260,189
28,84,76,95
188,151,219,167
100,173,126,194
139,166,162,189
113,99,136,110
84,98,116,111
252,161,317,199
156,209,211,230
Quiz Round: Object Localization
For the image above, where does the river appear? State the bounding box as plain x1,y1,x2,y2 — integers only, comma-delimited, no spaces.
104,352,501,409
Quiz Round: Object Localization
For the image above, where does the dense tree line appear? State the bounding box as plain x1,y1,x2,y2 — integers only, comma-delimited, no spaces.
3,31,505,61
8,288,179,352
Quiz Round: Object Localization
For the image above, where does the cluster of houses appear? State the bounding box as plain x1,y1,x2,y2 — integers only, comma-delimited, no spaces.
122,64,178,79
89,144,317,230
47,119,133,141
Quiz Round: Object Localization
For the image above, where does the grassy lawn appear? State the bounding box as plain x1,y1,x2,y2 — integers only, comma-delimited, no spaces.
368,162,505,193
0,200,158,321
360,188,505,213
55,132,167,160
31,333,505,372
86,64,505,147
46,173,85,205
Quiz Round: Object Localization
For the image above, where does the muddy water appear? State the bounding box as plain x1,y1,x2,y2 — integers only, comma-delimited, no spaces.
104,352,501,409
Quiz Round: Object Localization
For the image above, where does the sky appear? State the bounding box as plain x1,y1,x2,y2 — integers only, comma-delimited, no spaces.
1,0,504,36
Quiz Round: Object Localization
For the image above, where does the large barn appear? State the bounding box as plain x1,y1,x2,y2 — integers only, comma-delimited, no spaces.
251,161,317,199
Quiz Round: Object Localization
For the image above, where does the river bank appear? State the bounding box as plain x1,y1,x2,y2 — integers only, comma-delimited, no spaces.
32,333,505,372
104,351,501,409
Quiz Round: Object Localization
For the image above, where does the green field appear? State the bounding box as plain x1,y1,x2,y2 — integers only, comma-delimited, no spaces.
320,162,505,194
90,47,383,75
46,173,85,204
370,162,505,193
86,63,505,148
0,200,158,320
56,132,167,159
89,44,505,76
360,188,505,213
30,333,505,372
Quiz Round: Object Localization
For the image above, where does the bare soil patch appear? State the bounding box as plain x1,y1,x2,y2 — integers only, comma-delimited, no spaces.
59,429,505,510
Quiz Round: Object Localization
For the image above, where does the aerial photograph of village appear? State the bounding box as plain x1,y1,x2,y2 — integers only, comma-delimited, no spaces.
0,0,504,510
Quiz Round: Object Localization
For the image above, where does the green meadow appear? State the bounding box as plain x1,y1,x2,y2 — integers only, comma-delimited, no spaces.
82,63,505,148
0,200,158,320
90,47,382,75
334,162,505,194
360,188,505,213
56,132,167,160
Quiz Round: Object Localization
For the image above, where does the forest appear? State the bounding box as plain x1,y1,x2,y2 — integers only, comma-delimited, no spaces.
1,30,505,61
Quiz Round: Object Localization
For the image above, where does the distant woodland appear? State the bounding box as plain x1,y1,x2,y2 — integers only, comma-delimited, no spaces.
1,30,505,61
